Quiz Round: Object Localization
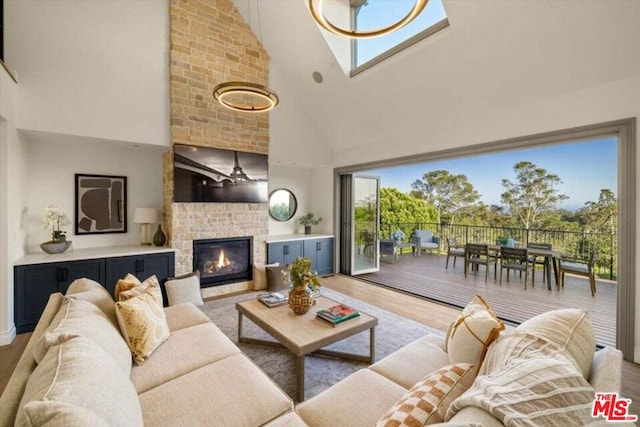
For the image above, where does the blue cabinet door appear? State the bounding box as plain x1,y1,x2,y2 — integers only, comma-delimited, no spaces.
267,241,303,266
303,238,334,275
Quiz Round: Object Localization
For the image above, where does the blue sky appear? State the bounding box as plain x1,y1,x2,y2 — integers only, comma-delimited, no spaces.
355,0,447,66
365,137,618,211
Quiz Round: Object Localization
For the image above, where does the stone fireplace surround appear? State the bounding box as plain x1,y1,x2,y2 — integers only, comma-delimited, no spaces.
164,0,271,298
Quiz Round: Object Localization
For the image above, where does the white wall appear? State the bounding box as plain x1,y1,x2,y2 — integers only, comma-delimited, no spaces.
269,64,332,169
0,67,25,344
268,165,313,235
4,0,170,147
23,136,165,251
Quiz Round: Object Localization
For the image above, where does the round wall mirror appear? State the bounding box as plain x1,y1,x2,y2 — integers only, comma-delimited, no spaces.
268,188,298,221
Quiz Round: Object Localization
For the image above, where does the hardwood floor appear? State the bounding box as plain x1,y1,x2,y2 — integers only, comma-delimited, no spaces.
1,276,638,419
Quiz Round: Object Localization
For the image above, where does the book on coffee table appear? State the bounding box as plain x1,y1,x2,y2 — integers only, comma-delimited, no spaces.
316,303,360,326
258,292,288,308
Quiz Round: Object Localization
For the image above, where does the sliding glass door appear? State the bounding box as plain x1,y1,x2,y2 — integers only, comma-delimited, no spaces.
339,174,380,275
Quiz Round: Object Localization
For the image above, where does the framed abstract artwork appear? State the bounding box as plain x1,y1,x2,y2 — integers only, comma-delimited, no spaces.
75,174,127,235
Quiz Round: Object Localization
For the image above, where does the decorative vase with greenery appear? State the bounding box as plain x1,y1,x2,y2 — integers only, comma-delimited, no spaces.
288,257,321,315
40,205,72,254
299,211,322,235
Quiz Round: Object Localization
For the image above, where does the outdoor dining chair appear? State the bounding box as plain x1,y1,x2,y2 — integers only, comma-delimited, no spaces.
558,252,597,296
464,243,497,283
527,242,553,285
499,247,533,289
445,237,465,269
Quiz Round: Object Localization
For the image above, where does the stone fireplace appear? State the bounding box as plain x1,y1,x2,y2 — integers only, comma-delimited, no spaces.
163,0,271,297
193,237,253,287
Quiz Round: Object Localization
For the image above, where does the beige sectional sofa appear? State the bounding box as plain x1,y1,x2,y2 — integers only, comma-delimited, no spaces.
0,278,630,427
0,279,295,426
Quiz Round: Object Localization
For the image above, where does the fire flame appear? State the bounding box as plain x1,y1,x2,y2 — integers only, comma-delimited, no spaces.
217,250,231,269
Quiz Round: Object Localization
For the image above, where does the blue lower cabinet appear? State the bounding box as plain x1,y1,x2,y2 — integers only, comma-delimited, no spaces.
268,237,334,276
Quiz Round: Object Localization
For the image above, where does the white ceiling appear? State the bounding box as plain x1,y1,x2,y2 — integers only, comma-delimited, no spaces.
237,0,640,153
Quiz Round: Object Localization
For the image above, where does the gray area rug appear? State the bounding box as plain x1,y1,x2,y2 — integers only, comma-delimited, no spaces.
200,288,444,400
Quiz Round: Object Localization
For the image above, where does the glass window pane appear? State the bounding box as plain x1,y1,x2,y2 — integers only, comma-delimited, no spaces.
354,0,447,67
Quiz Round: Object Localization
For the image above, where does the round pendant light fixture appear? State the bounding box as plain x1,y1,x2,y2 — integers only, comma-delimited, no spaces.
213,1,279,113
308,0,428,39
213,81,279,113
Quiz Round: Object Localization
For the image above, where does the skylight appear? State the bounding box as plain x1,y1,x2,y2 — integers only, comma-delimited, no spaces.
352,0,448,72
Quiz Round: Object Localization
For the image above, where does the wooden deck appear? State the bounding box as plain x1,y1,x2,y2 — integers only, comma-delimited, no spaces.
359,252,616,347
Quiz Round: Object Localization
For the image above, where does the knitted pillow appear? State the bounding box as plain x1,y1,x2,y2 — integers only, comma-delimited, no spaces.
376,363,476,426
446,295,504,371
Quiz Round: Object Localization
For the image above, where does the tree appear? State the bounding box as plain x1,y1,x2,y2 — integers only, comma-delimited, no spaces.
577,189,617,233
380,187,438,239
500,161,568,229
410,170,480,224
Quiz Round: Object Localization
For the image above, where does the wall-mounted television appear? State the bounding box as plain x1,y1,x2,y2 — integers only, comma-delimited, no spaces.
174,144,268,203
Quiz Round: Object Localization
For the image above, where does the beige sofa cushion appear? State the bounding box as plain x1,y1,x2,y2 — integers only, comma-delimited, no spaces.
16,335,143,427
446,295,504,371
263,411,309,426
514,308,595,378
139,353,292,427
21,401,111,427
296,369,406,427
590,346,623,393
36,297,131,375
65,277,117,326
376,363,476,426
116,283,170,365
165,271,204,306
0,293,65,427
164,301,211,332
131,322,241,394
370,334,449,389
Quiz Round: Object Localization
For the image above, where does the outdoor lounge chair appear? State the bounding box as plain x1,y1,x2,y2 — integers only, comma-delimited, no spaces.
411,230,439,254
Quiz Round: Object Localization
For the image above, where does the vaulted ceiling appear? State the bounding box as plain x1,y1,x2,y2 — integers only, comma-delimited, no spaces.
235,0,640,154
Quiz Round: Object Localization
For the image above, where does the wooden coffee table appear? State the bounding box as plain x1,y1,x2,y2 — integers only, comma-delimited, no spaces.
236,296,378,402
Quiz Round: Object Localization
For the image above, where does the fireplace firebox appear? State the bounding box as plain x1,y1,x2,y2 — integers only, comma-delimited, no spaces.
193,237,253,287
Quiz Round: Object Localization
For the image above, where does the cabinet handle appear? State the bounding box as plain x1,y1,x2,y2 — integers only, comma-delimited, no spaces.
316,242,321,251
136,259,145,273
140,259,145,272
57,268,68,282
284,245,289,255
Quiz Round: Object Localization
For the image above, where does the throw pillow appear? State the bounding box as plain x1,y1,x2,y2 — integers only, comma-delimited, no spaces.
514,308,595,379
65,278,117,326
33,297,132,375
117,274,164,308
165,271,203,306
266,264,291,292
114,273,141,301
376,363,476,426
446,333,595,426
16,335,143,427
115,284,170,365
446,295,504,371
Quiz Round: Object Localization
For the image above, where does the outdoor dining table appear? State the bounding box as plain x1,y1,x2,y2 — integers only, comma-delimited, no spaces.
486,245,562,290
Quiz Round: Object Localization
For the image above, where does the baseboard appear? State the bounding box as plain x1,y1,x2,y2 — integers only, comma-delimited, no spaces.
0,324,17,346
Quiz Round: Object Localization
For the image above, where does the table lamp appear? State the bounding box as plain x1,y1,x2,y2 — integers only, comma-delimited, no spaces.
133,208,158,246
